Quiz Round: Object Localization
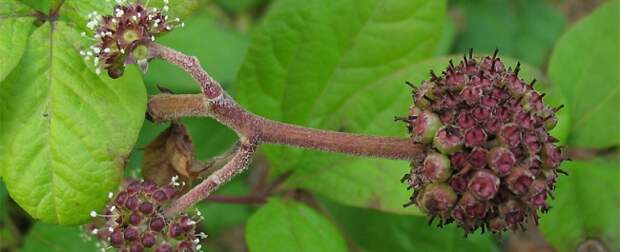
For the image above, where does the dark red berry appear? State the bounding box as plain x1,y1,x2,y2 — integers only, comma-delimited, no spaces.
150,217,166,232
403,52,565,234
110,229,125,247
129,212,142,225
488,147,516,176
125,196,139,210
168,223,183,238
152,190,167,202
141,233,157,247
139,202,154,215
127,181,142,194
124,226,140,241
468,170,500,201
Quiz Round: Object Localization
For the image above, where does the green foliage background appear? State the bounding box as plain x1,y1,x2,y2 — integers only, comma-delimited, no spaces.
0,0,618,251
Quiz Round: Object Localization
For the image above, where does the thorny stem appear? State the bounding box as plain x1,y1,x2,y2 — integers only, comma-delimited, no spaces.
150,43,424,214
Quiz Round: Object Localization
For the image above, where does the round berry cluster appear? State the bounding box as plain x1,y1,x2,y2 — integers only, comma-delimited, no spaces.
402,51,566,234
87,180,205,252
81,0,184,78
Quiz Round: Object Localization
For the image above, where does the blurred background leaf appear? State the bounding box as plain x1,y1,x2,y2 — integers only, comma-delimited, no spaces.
539,159,620,252
215,0,267,13
20,222,97,252
246,198,348,252
547,0,619,149
198,177,253,236
322,197,500,252
450,0,565,68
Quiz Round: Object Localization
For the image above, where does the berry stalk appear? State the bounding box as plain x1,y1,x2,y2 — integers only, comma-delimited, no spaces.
147,93,424,161
148,44,425,215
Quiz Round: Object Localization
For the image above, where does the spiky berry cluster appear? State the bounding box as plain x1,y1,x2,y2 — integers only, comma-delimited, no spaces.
401,50,566,234
81,0,184,78
86,179,206,252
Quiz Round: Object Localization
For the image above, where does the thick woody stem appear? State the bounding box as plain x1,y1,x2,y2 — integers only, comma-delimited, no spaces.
165,140,257,216
150,43,424,214
148,94,425,161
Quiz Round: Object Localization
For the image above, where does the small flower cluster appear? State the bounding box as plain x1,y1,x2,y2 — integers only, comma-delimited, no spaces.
401,50,566,234
86,179,205,252
80,0,184,78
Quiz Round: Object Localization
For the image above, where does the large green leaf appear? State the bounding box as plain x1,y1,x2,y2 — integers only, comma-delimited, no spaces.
322,197,499,252
0,13,35,83
539,159,619,252
548,1,620,148
245,198,348,252
287,55,569,215
236,0,446,214
0,21,146,225
16,0,54,12
20,222,97,252
452,0,565,67
0,0,35,17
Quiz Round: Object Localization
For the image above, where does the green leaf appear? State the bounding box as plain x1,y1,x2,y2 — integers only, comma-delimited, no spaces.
215,0,265,12
0,21,146,225
21,222,97,252
452,0,565,67
61,0,200,32
548,1,620,148
235,0,445,213
145,12,250,93
322,197,499,252
0,0,35,16
16,0,52,12
0,17,35,83
539,159,620,252
287,55,569,215
197,177,252,235
246,198,348,252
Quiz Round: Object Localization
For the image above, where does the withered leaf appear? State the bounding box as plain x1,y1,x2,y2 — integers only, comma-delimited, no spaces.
142,121,202,186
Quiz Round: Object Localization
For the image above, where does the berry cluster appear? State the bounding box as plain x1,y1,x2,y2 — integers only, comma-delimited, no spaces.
401,50,566,234
86,179,205,252
80,0,184,78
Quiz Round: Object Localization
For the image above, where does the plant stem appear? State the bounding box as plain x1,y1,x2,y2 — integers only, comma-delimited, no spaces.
150,43,223,100
150,43,424,214
148,94,425,161
165,140,257,216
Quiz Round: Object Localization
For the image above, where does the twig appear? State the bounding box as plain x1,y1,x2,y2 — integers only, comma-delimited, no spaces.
165,140,257,216
150,43,424,215
147,94,425,161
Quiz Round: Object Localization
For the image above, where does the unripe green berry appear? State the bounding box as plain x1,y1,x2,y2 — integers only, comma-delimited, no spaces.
433,126,463,155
